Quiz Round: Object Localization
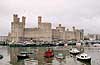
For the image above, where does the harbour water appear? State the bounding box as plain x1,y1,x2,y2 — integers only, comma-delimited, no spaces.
0,46,100,65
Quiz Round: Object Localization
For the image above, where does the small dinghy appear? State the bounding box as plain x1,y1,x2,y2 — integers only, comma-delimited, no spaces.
93,43,100,47
17,52,33,60
69,48,80,55
76,53,91,62
24,58,38,65
56,53,64,59
44,48,54,58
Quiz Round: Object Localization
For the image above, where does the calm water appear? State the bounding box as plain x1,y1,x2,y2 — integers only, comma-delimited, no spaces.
0,46,100,65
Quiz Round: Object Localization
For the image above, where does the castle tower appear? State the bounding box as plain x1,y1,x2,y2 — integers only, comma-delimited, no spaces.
56,24,65,41
11,14,19,41
11,14,24,42
22,16,26,28
22,16,26,41
67,28,69,31
38,16,42,28
56,24,65,32
72,26,76,40
38,16,42,23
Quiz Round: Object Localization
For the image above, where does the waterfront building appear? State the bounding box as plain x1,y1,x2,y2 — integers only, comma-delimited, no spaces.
8,14,84,42
87,34,100,40
0,36,8,41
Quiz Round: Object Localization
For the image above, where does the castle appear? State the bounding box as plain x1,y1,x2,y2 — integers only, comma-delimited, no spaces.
8,14,84,42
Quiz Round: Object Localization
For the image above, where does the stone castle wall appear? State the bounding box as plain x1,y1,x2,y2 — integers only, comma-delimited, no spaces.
9,14,84,42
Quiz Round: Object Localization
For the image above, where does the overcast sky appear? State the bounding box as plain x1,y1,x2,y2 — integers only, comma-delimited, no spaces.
0,0,100,35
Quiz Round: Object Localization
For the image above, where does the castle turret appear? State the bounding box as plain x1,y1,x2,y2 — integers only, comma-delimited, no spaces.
59,24,61,27
72,26,76,40
18,18,20,22
22,16,26,23
22,16,26,28
56,24,65,41
38,16,42,23
56,24,65,32
11,14,25,42
13,14,19,22
67,28,69,31
72,26,75,31
38,16,42,28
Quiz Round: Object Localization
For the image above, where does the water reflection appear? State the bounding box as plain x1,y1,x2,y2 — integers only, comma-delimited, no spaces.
0,46,99,65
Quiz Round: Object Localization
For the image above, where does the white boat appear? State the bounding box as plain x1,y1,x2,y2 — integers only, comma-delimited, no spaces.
17,52,33,60
93,43,100,47
56,53,64,59
76,42,81,47
53,46,66,51
76,53,91,62
8,41,15,44
64,43,68,47
69,48,80,55
24,41,33,44
24,58,38,65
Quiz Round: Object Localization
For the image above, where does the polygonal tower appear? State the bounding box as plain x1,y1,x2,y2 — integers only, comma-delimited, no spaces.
11,14,25,42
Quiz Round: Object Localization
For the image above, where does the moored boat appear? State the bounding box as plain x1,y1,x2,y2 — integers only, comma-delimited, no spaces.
76,53,91,62
69,48,80,55
56,53,64,59
76,42,81,47
53,46,66,51
17,52,33,60
93,43,100,47
64,43,68,47
44,48,54,58
24,58,38,65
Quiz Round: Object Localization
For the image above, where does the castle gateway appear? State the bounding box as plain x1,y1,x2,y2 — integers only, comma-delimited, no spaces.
8,14,84,42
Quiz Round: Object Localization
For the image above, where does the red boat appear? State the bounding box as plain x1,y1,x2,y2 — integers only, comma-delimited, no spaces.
44,48,54,58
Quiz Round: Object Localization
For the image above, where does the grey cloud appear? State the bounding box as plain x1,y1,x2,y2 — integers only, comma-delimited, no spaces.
0,0,100,35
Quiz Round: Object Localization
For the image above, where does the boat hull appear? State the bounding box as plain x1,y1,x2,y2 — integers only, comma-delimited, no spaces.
17,55,29,60
56,56,64,59
77,58,91,62
44,55,54,58
70,52,80,55
44,49,54,58
24,59,38,65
